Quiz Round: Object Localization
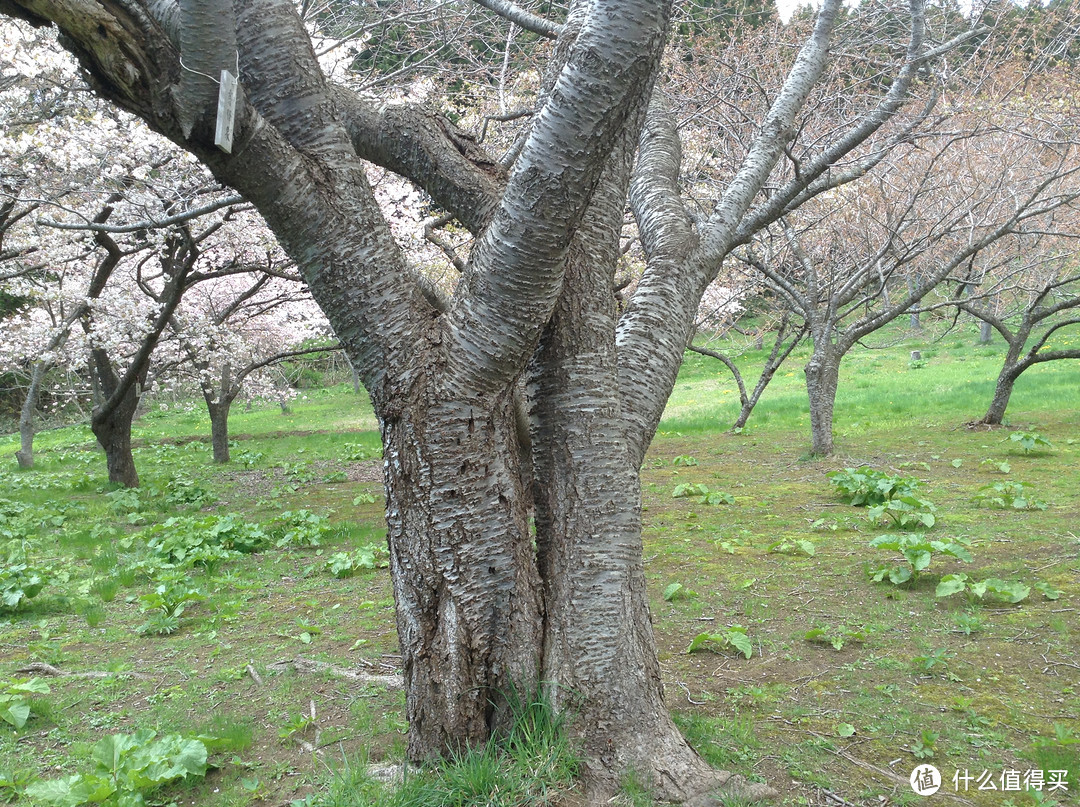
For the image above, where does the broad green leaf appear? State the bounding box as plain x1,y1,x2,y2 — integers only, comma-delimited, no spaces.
687,633,714,653
24,774,115,806
951,459,963,468
1035,582,1062,601
936,575,968,598
92,731,145,774
905,550,932,572
836,723,856,738
9,678,50,695
889,567,912,585
726,631,753,659
662,583,685,602
796,540,816,556
0,702,30,729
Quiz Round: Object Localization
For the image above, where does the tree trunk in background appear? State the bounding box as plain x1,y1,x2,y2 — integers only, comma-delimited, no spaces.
979,320,993,344
89,349,146,487
805,344,841,456
15,361,49,469
207,399,232,463
90,389,142,487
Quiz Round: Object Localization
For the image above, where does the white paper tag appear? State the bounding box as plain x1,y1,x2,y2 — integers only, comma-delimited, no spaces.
214,70,237,153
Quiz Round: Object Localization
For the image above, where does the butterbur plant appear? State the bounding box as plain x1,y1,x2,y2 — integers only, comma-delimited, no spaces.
972,481,1047,511
1008,431,1052,454
672,483,734,506
272,509,335,547
24,729,209,806
138,578,205,635
325,544,387,578
867,495,937,529
868,534,972,586
0,563,48,611
827,467,920,506
935,574,1030,603
687,627,753,659
0,678,50,729
804,626,867,651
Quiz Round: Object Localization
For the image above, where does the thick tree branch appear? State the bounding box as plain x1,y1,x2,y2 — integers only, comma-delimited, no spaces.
470,0,561,39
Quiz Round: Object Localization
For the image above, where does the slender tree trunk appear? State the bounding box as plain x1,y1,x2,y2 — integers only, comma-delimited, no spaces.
805,343,841,456
15,361,50,469
980,367,1017,425
979,320,993,344
350,360,362,394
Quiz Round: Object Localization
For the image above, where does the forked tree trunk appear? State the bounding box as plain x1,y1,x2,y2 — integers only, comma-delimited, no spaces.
15,361,49,469
805,345,841,456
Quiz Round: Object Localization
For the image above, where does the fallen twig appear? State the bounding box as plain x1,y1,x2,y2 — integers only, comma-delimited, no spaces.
246,664,264,686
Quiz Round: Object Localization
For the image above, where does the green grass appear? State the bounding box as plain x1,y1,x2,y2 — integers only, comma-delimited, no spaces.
0,323,1078,806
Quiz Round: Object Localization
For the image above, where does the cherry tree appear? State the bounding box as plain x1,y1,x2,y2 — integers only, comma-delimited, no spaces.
166,257,334,463
0,0,997,798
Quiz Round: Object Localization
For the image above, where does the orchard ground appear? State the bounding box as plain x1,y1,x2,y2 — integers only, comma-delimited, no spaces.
1,323,1078,807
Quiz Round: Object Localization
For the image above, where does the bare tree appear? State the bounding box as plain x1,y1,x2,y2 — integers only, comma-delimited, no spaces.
0,0,992,798
955,250,1080,425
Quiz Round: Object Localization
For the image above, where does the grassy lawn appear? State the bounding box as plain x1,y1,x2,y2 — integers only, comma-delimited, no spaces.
1,322,1077,806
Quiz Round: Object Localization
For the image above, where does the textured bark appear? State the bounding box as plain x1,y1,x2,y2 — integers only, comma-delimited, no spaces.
382,391,543,759
0,0,938,797
805,342,841,457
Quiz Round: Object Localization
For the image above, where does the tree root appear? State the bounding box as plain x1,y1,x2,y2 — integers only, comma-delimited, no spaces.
266,656,403,688
15,662,152,681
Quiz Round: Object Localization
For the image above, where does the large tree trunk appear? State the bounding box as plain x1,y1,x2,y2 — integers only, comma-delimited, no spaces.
805,343,841,456
380,392,544,760
15,360,49,469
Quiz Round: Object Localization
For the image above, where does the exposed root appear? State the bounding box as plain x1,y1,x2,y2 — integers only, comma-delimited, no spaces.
15,662,152,681
266,656,403,688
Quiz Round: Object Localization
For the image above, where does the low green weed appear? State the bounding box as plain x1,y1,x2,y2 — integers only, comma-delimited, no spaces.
804,626,867,651
767,538,815,556
867,495,937,529
272,509,335,547
326,545,387,578
138,577,206,635
1009,431,1053,454
0,563,49,611
935,574,1031,603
